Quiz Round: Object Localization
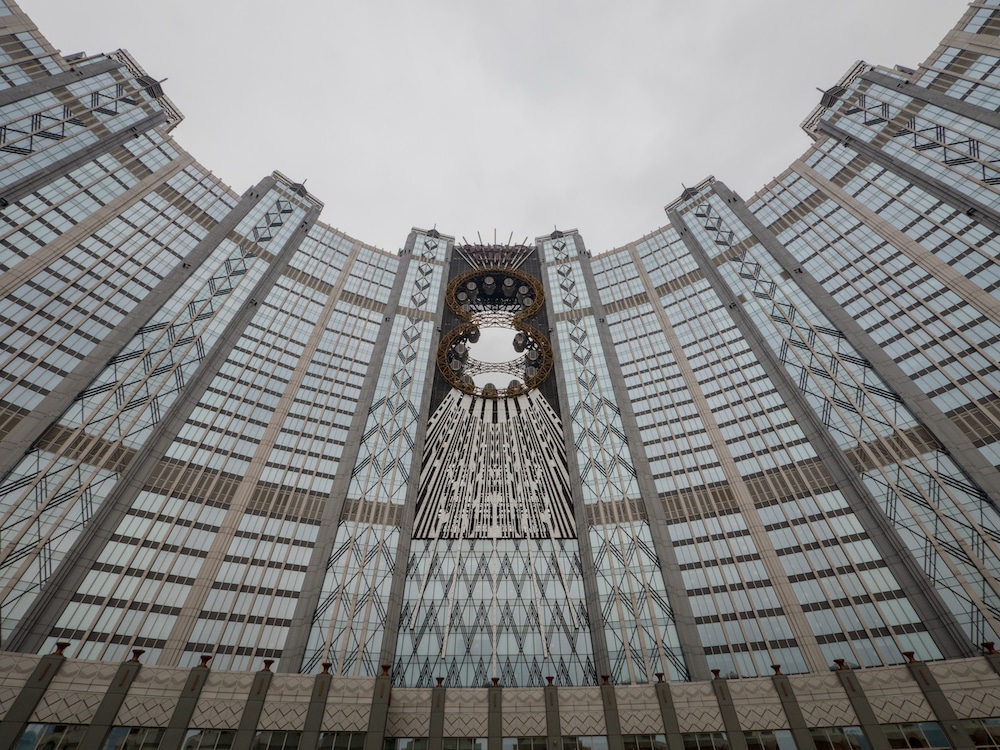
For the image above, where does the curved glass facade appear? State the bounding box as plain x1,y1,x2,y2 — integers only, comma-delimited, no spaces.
0,0,999,747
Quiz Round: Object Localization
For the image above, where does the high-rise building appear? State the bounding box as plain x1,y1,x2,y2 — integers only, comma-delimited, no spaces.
0,1,999,749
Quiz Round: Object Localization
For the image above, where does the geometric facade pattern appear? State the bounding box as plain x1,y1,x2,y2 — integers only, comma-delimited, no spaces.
395,535,595,688
303,236,444,676
692,196,1000,649
543,233,690,684
413,390,575,540
3,1,1000,746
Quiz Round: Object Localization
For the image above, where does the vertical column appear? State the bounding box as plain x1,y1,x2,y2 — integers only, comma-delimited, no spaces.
0,643,68,750
667,198,971,661
0,175,272,486
833,664,890,750
0,112,168,207
540,233,613,684
544,679,561,750
488,680,503,750
985,643,1000,679
377,231,451,674
902,654,974,750
653,675,685,750
300,665,333,750
709,675,749,750
0,58,120,106
281,242,416,670
574,244,708,679
539,230,689,685
662,209,829,674
429,679,447,750
232,662,275,750
77,650,145,748
814,119,1000,235
159,656,212,750
712,179,1000,513
293,229,450,677
364,665,393,750
600,678,624,750
0,49,178,207
770,670,817,750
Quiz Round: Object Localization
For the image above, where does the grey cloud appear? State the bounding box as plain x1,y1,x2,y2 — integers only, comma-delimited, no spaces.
22,0,968,252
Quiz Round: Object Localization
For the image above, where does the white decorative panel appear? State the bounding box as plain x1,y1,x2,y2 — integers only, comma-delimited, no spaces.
787,673,858,728
322,677,374,732
929,658,1000,719
560,687,606,736
386,688,432,736
856,667,933,723
616,685,664,735
29,660,119,724
258,674,316,730
443,688,490,737
502,688,547,736
190,672,256,729
114,665,188,727
729,679,788,730
671,682,725,733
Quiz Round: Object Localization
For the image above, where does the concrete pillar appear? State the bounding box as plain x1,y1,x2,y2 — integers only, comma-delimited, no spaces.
770,669,817,750
902,653,974,750
709,674,749,750
364,666,393,750
488,679,503,750
158,655,213,750
544,679,561,750
0,643,69,750
300,664,333,750
983,642,1000,678
78,650,145,748
429,678,447,750
231,661,275,750
832,662,890,750
653,674,685,750
600,677,624,750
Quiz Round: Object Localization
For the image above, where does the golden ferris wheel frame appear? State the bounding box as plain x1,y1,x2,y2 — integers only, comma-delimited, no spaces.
437,266,554,399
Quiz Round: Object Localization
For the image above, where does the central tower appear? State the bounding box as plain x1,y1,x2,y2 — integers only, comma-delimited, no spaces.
396,244,594,687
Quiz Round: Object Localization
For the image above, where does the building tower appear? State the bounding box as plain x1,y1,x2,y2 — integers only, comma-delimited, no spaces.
0,1,999,749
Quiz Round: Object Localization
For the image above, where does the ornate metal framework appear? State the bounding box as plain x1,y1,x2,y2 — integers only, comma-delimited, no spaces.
437,266,553,398
454,243,534,270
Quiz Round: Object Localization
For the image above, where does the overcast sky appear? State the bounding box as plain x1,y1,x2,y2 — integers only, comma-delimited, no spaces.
22,0,970,254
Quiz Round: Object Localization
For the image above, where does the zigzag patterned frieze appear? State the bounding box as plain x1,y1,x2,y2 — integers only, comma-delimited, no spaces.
115,696,176,727
867,695,935,724
190,700,248,729
502,692,547,737
386,714,431,736
30,692,104,724
947,688,1000,719
562,712,607,736
258,701,310,731
617,708,667,735
323,706,370,732
675,707,725,733
443,714,489,736
799,701,857,728
735,703,788,731
728,680,788,730
928,658,1000,718
856,668,933,723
